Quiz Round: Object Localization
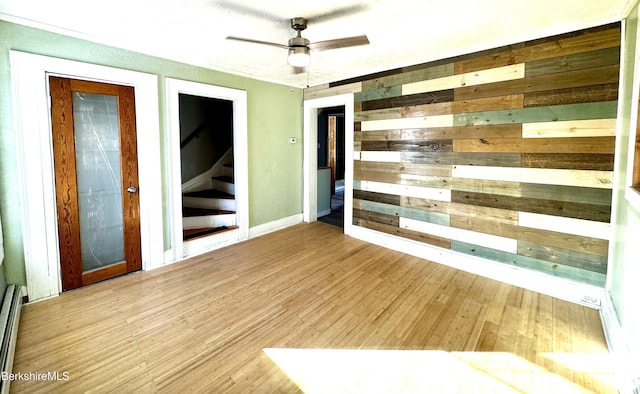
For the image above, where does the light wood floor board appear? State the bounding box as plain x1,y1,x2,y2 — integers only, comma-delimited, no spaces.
11,223,615,393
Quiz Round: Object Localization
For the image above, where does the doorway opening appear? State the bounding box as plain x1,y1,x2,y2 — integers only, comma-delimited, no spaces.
302,93,354,235
179,94,236,241
166,78,249,260
317,106,345,229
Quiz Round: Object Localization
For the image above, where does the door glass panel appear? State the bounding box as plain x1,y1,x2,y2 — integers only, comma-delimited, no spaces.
72,92,125,272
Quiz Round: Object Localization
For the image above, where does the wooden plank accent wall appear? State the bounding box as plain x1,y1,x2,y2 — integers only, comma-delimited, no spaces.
306,23,621,287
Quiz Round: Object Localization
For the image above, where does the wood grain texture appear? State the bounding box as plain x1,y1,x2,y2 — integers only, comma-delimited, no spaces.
522,118,616,138
50,76,83,291
361,114,453,131
404,64,525,95
523,83,619,107
321,23,619,286
454,65,619,102
452,165,613,189
13,223,615,392
453,136,615,154
451,190,612,222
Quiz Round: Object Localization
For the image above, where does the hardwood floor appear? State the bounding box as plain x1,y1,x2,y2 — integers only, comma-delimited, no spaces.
11,222,615,393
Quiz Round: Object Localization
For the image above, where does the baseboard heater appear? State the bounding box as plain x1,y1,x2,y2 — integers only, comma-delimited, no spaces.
0,285,24,394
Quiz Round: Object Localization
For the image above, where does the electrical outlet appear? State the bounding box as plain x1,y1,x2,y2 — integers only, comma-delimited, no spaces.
581,295,601,306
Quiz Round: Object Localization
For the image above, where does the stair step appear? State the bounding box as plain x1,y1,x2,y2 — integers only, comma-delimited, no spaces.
183,225,238,241
222,163,233,177
183,189,234,199
211,176,235,194
183,207,235,217
212,175,233,183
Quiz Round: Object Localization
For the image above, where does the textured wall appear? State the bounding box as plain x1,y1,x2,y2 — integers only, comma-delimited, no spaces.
0,20,303,285
311,23,621,287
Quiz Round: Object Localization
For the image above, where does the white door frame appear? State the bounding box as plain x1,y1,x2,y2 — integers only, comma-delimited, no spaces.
10,51,163,301
303,93,354,234
165,78,249,261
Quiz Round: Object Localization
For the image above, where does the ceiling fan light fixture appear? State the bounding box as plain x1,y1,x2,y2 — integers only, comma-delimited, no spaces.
288,46,310,67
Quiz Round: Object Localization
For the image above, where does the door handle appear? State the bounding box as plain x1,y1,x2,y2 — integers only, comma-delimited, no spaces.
127,186,138,193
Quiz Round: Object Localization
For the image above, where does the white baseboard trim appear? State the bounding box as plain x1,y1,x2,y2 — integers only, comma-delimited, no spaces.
600,292,640,394
249,214,303,238
350,226,605,308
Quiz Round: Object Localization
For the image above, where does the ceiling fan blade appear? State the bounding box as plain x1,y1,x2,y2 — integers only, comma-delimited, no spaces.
226,36,288,50
309,35,370,52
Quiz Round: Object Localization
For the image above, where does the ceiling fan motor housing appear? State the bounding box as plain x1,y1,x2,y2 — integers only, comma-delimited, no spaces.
291,17,308,32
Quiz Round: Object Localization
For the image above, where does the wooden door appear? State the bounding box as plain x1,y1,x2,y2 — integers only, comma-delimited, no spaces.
49,76,142,291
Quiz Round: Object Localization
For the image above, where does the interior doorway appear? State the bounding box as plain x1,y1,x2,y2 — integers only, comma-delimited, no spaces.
178,94,236,242
302,93,354,235
317,106,345,228
166,78,249,260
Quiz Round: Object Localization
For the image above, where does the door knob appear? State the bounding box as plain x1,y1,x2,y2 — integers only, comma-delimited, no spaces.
127,186,138,193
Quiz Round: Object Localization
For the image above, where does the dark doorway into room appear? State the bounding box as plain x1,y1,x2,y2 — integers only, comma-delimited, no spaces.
317,106,345,228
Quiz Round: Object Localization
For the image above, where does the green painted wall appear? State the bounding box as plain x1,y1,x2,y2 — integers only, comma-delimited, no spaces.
0,20,303,286
610,2,640,363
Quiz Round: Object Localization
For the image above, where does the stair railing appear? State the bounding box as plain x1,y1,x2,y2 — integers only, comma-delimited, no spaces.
180,120,209,149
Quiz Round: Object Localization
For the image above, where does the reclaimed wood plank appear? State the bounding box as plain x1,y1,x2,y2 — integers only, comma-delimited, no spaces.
451,241,606,287
404,64,525,95
362,63,454,90
353,189,401,205
355,85,402,102
353,217,452,249
361,114,453,131
451,215,608,256
355,161,451,177
361,90,455,111
401,152,455,165
452,165,613,189
356,180,451,201
355,199,450,226
522,118,616,138
360,139,453,152
518,212,610,240
451,94,524,113
523,83,619,107
401,197,519,225
449,178,522,197
400,217,518,253
353,208,400,227
517,241,608,274
354,170,449,189
451,190,612,222
453,136,615,154
519,183,612,206
521,153,615,171
453,101,618,127
454,25,620,74
525,46,620,77
356,102,452,121
450,215,518,239
454,66,619,101
355,124,522,141
517,226,609,256
452,152,522,167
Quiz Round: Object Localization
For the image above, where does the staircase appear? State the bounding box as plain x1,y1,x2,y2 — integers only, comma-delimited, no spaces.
182,158,237,241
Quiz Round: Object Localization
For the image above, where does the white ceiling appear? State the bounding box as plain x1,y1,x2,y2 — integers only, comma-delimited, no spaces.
0,0,631,88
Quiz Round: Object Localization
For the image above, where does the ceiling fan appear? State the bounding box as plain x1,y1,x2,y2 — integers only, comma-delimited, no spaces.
226,17,370,69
